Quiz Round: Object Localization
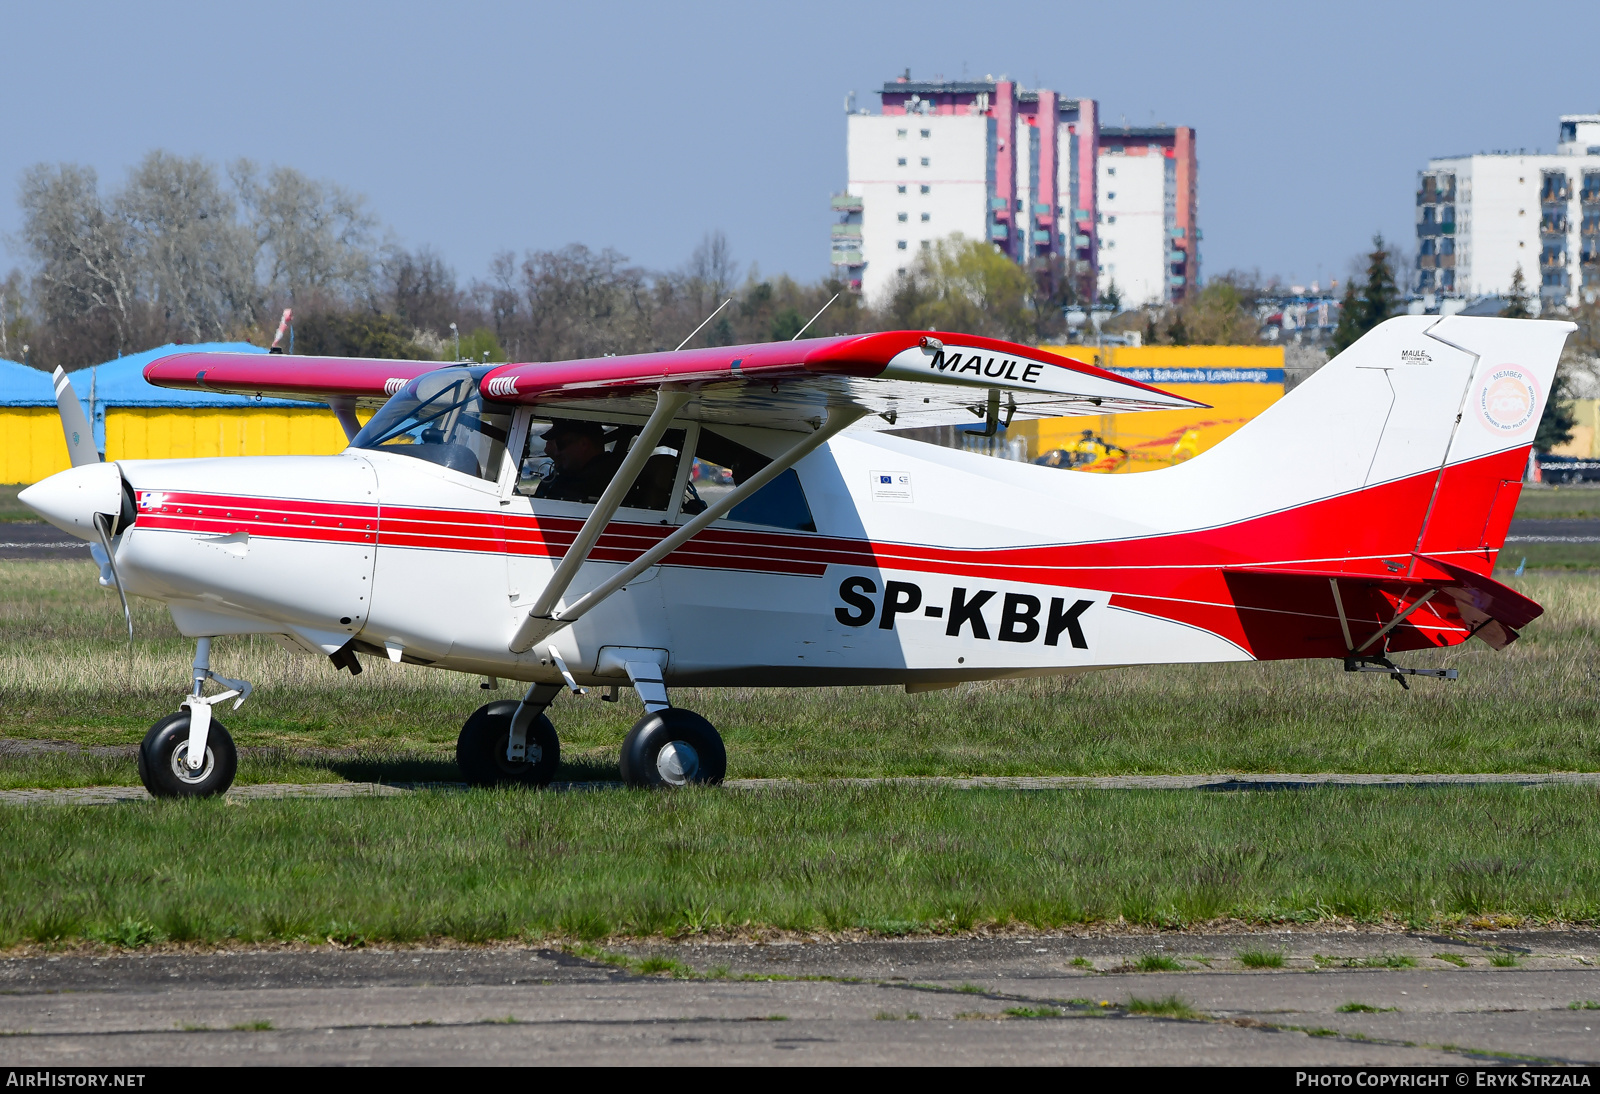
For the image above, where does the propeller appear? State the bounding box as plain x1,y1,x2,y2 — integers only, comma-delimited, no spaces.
48,365,134,647
93,512,134,649
51,366,99,467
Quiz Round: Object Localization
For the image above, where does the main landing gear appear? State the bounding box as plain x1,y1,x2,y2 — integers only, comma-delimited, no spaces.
455,658,725,790
456,694,562,786
619,708,726,789
137,637,251,799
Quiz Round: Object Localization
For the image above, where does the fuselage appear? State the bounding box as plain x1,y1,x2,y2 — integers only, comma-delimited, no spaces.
96,422,1514,691
31,314,1573,691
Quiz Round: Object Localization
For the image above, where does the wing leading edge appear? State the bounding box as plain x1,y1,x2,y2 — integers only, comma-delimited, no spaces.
142,352,450,407
142,331,1204,430
478,331,1205,431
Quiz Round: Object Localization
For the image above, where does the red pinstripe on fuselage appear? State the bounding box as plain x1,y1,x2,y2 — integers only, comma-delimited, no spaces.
129,445,1528,663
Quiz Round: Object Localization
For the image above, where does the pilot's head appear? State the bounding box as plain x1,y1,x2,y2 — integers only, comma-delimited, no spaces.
544,419,606,474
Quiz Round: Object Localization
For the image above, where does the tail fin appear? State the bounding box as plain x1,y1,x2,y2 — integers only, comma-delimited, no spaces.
1185,315,1574,574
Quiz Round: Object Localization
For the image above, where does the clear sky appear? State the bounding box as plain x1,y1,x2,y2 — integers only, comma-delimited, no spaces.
2,0,1597,291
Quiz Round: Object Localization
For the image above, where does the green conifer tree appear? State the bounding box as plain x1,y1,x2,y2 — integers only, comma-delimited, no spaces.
1329,235,1401,356
1500,265,1532,319
1360,234,1398,329
1534,366,1576,452
1329,276,1365,355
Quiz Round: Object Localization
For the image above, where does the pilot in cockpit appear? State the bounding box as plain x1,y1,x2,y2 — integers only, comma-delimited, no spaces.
536,420,624,503
534,418,684,509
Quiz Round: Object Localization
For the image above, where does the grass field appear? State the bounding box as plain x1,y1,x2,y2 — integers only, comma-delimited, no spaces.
0,485,32,522
4,560,1599,782
1513,485,1600,519
3,513,1600,942
1497,541,1600,571
0,784,1595,945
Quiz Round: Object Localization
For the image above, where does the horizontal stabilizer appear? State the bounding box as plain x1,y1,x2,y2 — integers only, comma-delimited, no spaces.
1226,555,1542,652
1414,554,1542,648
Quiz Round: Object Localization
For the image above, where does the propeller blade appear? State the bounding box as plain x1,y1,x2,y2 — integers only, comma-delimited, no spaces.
92,512,134,650
51,366,100,467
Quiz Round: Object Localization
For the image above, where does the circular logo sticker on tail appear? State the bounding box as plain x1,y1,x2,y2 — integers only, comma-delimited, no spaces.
1475,366,1540,435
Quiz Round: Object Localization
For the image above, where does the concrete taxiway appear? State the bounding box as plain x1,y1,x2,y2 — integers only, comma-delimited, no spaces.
0,932,1595,1065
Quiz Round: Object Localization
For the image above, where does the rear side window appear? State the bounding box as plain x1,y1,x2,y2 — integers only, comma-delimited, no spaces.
689,430,816,532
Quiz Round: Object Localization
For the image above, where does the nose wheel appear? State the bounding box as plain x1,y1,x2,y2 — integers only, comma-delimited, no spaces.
620,708,726,788
137,711,238,798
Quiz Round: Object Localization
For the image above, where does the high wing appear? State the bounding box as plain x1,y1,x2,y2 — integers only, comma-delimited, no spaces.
143,351,449,408
143,331,1204,430
476,331,1203,431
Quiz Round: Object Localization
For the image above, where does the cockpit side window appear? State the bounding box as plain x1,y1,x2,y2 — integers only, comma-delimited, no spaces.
515,416,688,511
510,417,815,531
352,367,511,482
690,429,816,532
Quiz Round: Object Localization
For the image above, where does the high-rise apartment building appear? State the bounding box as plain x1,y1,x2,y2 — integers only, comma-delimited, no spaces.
1416,114,1600,311
833,76,1198,310
1097,125,1199,309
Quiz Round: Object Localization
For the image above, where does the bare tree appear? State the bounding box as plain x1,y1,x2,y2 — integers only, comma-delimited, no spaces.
234,161,377,304
118,151,257,341
514,244,656,361
0,269,28,361
686,230,737,310
476,250,523,359
382,245,459,333
17,163,138,357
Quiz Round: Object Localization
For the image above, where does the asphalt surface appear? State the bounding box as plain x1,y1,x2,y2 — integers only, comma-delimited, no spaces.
4,518,1599,559
1504,518,1600,542
0,522,91,559
0,933,1595,1065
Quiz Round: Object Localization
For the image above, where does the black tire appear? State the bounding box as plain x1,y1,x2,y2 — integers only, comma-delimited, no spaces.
136,711,238,799
619,708,726,789
456,700,560,787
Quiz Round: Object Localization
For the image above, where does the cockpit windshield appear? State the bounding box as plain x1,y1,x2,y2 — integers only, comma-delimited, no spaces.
351,367,511,482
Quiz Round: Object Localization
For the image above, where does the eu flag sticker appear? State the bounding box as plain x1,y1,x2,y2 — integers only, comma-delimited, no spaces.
869,471,913,503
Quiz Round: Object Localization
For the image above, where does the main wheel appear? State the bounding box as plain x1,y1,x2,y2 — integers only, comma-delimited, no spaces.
456,700,560,787
619,708,726,788
136,711,238,799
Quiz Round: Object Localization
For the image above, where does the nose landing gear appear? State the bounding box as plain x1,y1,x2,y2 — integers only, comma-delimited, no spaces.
137,637,251,800
137,711,238,798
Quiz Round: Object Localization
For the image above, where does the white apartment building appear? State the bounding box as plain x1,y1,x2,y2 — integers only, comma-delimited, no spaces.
842,112,994,302
834,76,1198,309
1097,142,1180,307
1417,114,1600,310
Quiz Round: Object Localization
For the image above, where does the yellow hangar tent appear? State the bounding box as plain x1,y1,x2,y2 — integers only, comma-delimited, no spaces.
0,343,360,485
1014,344,1287,474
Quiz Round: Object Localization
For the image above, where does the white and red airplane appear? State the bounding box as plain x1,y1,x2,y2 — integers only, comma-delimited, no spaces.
20,314,1572,798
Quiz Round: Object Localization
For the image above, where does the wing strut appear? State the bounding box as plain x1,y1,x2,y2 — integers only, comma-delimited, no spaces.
515,387,691,638
509,403,868,653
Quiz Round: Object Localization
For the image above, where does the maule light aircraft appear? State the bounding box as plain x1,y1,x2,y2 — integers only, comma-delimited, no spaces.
20,312,1574,798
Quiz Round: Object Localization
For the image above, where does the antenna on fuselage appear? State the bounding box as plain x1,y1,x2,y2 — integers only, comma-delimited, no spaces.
674,298,733,351
790,293,840,340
